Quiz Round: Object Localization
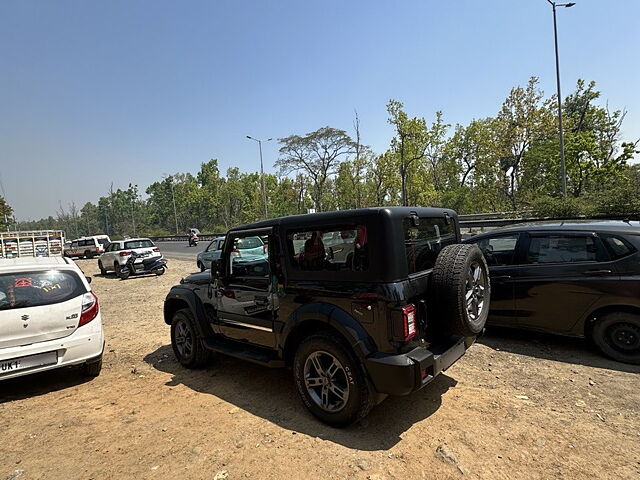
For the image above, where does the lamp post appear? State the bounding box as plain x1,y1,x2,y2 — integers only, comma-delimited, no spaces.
547,0,575,197
246,135,272,218
129,183,138,236
163,174,180,235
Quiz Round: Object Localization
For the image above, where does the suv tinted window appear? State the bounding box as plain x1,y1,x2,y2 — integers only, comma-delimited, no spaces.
0,270,86,310
602,234,636,260
124,240,154,249
527,235,597,264
404,217,456,274
287,225,369,272
475,234,519,266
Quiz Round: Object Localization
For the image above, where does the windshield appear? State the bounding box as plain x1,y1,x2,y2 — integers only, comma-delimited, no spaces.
124,240,155,249
236,237,263,249
0,270,86,310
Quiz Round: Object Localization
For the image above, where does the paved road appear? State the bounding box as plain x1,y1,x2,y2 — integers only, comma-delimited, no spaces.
156,241,206,262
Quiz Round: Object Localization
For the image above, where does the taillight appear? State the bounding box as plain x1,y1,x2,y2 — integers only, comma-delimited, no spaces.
401,304,417,341
119,251,132,257
79,291,99,327
231,249,240,258
153,247,160,252
262,245,268,254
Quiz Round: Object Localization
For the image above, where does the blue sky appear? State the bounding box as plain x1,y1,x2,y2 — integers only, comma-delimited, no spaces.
2,0,639,220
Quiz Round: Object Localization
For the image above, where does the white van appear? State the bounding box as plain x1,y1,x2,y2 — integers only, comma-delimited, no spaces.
64,235,111,259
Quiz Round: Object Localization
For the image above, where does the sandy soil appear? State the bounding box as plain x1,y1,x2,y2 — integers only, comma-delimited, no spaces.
1,258,639,480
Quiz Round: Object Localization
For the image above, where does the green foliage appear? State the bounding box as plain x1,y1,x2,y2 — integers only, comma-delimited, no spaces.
16,78,638,237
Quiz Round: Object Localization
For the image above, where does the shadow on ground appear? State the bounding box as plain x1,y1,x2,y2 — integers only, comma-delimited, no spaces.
144,344,456,450
0,365,93,403
479,326,640,374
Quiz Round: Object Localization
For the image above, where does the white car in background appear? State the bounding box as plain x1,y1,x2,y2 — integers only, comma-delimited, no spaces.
97,238,161,276
0,257,104,380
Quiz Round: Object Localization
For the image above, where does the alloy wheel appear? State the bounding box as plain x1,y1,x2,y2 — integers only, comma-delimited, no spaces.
465,261,486,322
303,351,350,413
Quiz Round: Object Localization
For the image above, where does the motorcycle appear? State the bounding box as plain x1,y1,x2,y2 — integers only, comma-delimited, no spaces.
188,234,199,247
119,251,168,279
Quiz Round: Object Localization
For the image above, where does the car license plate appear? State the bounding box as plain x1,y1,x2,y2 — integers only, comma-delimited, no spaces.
0,351,58,375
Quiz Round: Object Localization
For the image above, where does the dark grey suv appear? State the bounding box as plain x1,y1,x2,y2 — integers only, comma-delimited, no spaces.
465,220,640,364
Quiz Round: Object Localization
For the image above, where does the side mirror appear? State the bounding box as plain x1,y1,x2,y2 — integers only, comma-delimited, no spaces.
86,276,92,284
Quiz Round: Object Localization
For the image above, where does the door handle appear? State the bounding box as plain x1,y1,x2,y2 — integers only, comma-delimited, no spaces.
583,269,612,275
492,275,511,281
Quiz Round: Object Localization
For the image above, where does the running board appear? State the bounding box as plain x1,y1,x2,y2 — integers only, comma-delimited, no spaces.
202,337,285,368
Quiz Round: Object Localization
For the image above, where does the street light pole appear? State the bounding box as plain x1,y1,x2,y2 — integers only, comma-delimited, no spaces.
547,0,575,197
246,135,273,219
129,183,138,237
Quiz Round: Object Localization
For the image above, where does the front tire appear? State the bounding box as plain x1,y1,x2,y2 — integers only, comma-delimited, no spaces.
293,333,374,427
592,312,640,364
98,261,107,275
170,309,212,368
198,262,205,272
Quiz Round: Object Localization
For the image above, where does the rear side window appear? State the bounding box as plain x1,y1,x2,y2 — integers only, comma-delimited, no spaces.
98,238,109,246
527,235,597,264
0,270,86,310
124,240,154,249
404,217,456,274
601,234,636,260
287,225,369,272
236,237,263,249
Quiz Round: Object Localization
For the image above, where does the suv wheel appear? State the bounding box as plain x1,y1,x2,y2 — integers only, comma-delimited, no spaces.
592,312,640,364
98,260,107,275
198,262,205,272
432,244,490,337
293,333,373,427
170,309,212,368
114,262,121,276
84,250,94,259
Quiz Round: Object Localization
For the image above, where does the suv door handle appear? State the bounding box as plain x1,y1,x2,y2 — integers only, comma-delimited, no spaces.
583,269,612,275
492,275,511,281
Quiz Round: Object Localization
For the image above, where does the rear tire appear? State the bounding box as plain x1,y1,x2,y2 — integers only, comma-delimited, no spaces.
170,309,212,368
83,357,102,377
114,263,121,276
293,332,374,427
84,250,94,259
154,267,165,276
98,261,107,275
198,262,205,272
431,243,490,337
592,312,640,364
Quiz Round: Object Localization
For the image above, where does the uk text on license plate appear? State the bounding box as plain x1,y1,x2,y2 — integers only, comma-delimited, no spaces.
0,351,58,375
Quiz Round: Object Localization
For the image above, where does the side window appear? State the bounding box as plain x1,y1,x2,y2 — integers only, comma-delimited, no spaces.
404,217,456,274
228,235,269,277
287,225,368,272
475,234,519,266
526,235,597,264
601,234,636,260
71,241,78,248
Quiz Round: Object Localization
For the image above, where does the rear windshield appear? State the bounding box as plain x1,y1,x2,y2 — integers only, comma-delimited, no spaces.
0,270,86,310
124,240,154,249
236,237,262,249
404,217,456,274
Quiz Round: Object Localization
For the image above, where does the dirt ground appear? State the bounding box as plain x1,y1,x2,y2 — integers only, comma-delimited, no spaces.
1,258,639,480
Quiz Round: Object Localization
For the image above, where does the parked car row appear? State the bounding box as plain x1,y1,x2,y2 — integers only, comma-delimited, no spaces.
2,209,639,428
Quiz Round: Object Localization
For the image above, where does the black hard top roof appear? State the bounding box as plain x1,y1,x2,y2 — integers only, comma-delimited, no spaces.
480,219,640,235
228,206,458,233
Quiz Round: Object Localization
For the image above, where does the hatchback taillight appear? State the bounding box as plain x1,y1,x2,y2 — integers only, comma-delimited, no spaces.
79,291,99,327
401,304,417,341
119,251,132,257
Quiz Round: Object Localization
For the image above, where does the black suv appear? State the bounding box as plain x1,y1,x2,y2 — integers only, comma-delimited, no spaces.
465,220,640,364
163,207,490,426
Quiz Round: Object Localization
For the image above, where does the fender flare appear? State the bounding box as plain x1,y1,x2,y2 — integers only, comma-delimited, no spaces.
163,287,212,338
281,302,377,360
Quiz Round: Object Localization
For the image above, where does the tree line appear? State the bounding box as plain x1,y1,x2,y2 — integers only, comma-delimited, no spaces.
11,76,640,239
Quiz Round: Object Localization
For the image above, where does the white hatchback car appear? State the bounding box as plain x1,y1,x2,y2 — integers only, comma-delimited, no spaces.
97,237,161,275
0,257,104,381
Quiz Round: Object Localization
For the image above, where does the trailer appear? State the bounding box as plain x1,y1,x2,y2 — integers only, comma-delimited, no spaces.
0,230,66,258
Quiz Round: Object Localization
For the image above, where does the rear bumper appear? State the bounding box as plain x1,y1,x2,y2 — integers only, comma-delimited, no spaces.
0,317,104,381
364,336,474,396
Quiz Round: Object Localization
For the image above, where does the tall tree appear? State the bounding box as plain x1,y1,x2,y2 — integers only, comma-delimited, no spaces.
277,126,355,211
